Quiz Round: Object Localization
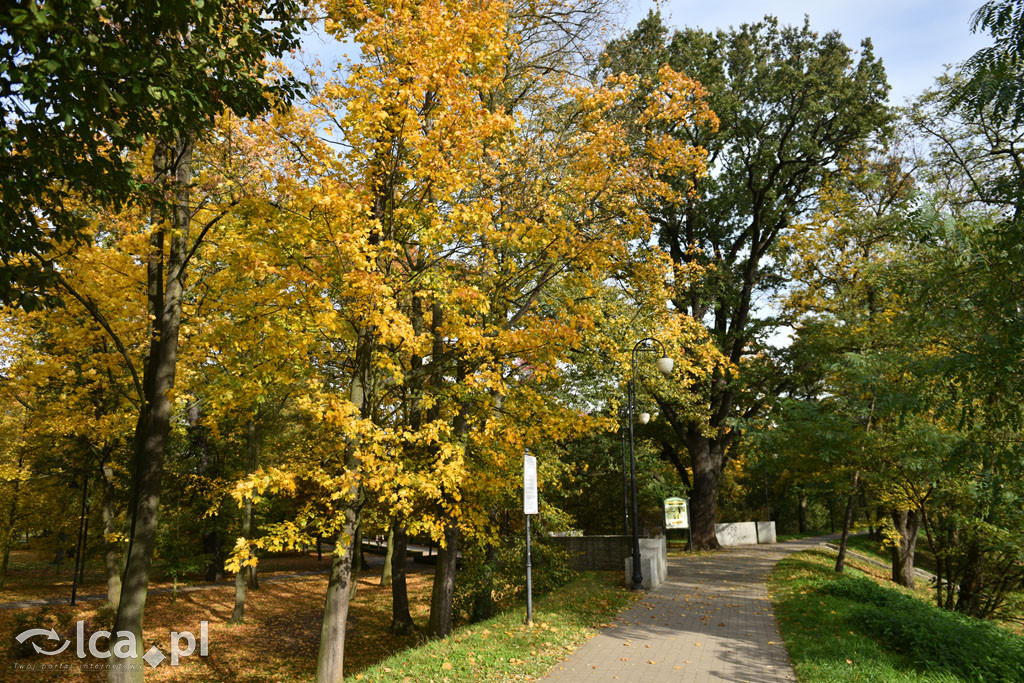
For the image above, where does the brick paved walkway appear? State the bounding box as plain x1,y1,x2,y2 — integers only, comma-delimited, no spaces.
541,536,833,683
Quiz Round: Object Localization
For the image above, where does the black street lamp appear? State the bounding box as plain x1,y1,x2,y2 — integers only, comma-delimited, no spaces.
620,415,630,536
627,337,673,590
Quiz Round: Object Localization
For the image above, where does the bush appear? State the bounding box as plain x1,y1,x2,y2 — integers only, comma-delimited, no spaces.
455,534,576,625
823,576,1024,681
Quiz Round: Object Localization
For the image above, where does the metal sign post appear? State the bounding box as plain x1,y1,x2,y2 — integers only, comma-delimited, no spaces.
524,450,538,626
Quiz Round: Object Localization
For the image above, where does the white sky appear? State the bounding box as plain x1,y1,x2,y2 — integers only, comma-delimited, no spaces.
625,1,990,105
298,1,991,107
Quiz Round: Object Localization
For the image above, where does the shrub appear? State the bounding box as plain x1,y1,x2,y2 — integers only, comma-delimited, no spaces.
823,576,1024,681
455,534,576,625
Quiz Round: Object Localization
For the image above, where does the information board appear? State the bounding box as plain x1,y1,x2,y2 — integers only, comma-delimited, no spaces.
664,497,689,529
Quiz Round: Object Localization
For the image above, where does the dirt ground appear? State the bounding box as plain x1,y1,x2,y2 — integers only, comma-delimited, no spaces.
1,547,434,681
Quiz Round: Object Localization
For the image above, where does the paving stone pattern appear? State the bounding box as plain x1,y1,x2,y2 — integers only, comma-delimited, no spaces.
542,537,832,683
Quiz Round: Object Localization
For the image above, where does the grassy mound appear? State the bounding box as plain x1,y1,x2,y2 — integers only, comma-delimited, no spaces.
769,549,1024,682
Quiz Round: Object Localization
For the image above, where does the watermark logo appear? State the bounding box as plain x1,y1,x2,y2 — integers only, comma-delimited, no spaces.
15,621,208,668
15,628,70,655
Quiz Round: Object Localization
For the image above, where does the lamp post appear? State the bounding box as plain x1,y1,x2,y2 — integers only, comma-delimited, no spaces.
627,338,673,590
620,415,630,536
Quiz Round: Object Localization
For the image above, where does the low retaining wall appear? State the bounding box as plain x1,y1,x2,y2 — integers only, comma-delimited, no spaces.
756,521,777,544
549,535,632,571
715,521,777,546
548,535,668,589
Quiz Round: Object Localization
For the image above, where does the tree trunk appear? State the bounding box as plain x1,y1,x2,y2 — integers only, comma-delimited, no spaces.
834,470,860,574
890,508,920,589
314,318,373,682
246,421,260,590
101,465,122,609
389,524,415,634
348,526,362,600
52,531,68,566
380,527,394,587
246,557,258,590
0,515,14,590
798,489,808,533
110,136,193,683
0,523,13,590
0,535,11,590
689,436,723,550
919,503,946,609
955,540,985,616
189,401,224,582
202,531,223,582
943,523,958,610
231,419,260,623
314,506,360,683
231,559,248,623
0,454,22,590
427,521,459,638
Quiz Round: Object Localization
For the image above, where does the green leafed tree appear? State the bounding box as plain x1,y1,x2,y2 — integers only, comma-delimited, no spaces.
956,0,1024,127
0,0,305,309
597,12,893,548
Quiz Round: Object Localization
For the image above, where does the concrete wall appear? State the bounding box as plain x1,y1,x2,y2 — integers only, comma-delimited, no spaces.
756,521,777,544
715,522,778,546
549,535,633,571
624,537,668,589
715,522,759,546
640,537,667,584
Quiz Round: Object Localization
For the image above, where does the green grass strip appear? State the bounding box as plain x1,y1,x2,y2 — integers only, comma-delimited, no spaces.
352,571,637,682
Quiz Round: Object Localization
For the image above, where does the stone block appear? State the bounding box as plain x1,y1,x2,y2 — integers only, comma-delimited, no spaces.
624,552,663,590
756,521,777,544
715,522,759,546
639,537,668,582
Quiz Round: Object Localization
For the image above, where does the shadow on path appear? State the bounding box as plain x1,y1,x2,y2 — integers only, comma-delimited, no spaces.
541,535,839,683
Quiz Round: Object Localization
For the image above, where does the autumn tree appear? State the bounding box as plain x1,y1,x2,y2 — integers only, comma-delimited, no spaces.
0,204,152,604
206,3,719,678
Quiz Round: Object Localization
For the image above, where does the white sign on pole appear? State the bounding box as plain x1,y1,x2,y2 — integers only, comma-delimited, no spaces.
523,453,538,515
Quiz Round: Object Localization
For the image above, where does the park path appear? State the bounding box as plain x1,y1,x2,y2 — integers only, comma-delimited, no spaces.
541,535,837,683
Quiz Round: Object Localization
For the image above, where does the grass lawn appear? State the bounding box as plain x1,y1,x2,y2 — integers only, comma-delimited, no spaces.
0,554,635,682
843,534,939,575
768,548,1024,682
351,571,637,682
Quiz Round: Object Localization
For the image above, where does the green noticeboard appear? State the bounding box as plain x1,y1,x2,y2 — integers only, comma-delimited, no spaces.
664,497,690,530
